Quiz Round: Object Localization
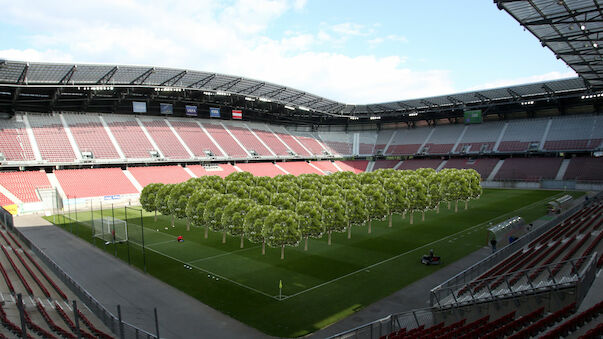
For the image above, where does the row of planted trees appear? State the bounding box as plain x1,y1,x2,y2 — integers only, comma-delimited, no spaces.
140,167,482,259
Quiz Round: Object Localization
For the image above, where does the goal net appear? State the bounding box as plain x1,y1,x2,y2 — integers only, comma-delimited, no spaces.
93,217,128,243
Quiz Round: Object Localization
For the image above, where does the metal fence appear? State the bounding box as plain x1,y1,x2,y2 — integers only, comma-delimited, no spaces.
1,206,158,339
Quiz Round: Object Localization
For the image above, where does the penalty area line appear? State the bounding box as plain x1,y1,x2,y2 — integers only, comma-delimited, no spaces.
280,193,562,301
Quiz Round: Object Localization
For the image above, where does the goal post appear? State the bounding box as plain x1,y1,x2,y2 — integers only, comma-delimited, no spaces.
93,217,128,243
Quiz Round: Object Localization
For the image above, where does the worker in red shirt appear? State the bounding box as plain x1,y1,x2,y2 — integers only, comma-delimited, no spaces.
177,235,183,243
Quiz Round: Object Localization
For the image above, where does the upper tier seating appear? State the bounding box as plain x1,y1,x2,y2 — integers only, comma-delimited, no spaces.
311,160,340,174
0,117,35,161
373,130,394,155
319,132,352,156
55,168,138,198
63,114,119,159
455,121,504,154
247,124,290,156
544,115,603,151
563,157,603,181
236,163,285,177
203,122,248,157
187,164,237,178
398,159,443,170
0,170,51,202
288,131,325,155
27,114,76,162
336,160,368,173
269,125,312,156
443,158,499,179
278,161,324,175
386,127,431,155
494,158,562,181
103,114,155,159
169,120,222,157
424,124,466,154
225,124,272,156
128,166,192,186
140,119,189,158
498,118,547,152
357,131,378,155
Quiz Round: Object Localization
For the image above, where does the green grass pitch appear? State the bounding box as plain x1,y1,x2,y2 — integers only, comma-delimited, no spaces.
44,188,579,337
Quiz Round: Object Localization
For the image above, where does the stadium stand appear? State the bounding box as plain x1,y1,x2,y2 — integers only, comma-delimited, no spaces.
236,162,285,177
289,131,326,155
278,161,324,175
187,164,237,178
442,158,499,178
454,121,504,154
494,157,562,181
397,159,443,170
0,170,50,203
318,132,353,156
27,114,77,162
0,194,12,207
225,124,272,156
497,118,547,152
357,131,378,155
269,125,312,156
543,115,603,151
564,157,603,182
247,123,290,156
0,116,35,161
62,114,120,159
128,165,192,186
169,120,222,157
423,124,465,154
372,160,400,170
103,114,156,159
55,168,138,198
311,160,340,174
374,130,394,155
140,119,190,159
386,127,431,155
203,122,248,157
336,160,368,173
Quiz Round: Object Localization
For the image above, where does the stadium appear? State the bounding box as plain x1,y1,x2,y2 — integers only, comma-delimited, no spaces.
0,0,601,338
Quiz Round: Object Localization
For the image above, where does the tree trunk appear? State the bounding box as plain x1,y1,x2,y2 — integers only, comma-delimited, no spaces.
437,203,440,214
347,223,351,239
240,234,244,248
262,241,265,255
368,219,372,234
186,218,190,231
222,231,226,244
328,231,332,245
281,245,285,260
455,200,458,213
422,211,425,221
171,215,175,227
154,210,157,222
410,212,413,224
204,226,208,239
402,211,406,219
465,200,468,210
448,201,451,210
304,237,308,251
388,214,392,227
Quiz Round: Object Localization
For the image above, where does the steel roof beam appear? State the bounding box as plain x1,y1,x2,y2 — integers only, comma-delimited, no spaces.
213,77,241,91
189,74,216,89
159,70,187,86
17,63,29,84
97,66,118,84
236,82,265,95
280,91,306,103
60,65,77,84
130,67,155,85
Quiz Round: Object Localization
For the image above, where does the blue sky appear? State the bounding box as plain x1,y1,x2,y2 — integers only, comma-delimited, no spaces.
0,0,575,104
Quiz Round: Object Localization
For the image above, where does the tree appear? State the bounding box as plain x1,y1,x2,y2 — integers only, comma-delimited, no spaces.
255,176,276,193
383,177,400,227
441,169,466,212
343,188,368,238
222,198,255,248
225,180,250,199
299,188,320,203
168,182,196,230
225,171,254,185
426,171,444,214
362,184,388,233
321,195,348,245
185,188,217,238
249,186,271,205
296,201,323,250
203,194,232,243
271,192,296,211
244,205,276,255
463,169,482,209
155,184,175,227
401,174,428,224
263,209,301,259
140,183,163,221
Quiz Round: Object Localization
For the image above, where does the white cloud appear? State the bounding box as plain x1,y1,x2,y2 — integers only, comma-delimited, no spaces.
464,71,577,92
0,0,452,104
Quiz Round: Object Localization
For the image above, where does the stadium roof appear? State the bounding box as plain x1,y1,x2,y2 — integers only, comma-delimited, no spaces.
0,60,593,121
496,0,603,88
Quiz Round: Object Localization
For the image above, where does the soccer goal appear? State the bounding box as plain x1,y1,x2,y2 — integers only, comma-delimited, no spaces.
93,217,128,243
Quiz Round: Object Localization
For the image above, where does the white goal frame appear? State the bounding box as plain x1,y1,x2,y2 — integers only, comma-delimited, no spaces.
93,217,128,243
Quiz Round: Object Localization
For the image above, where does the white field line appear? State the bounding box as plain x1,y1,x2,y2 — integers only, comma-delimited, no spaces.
189,245,261,264
280,193,564,301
